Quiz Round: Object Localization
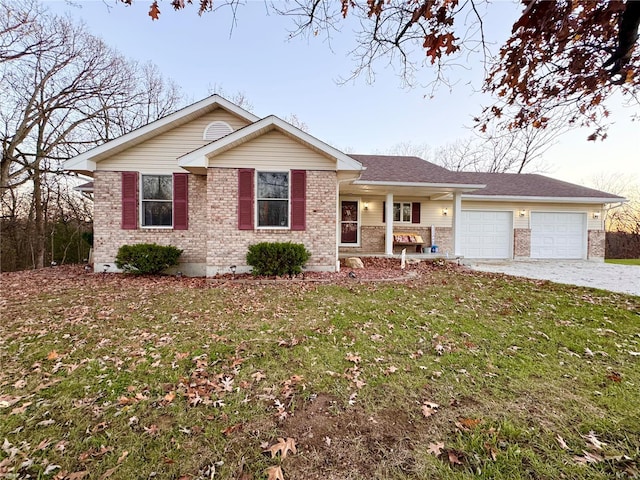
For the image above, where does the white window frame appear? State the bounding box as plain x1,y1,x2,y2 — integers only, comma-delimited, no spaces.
339,197,361,247
393,202,412,223
256,170,290,229
140,174,173,229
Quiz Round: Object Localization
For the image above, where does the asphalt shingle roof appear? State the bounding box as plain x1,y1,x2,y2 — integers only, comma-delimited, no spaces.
348,154,470,184
350,154,625,200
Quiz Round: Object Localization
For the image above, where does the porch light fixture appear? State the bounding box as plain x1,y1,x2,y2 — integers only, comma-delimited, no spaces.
442,207,448,216
363,202,369,210
593,211,601,219
519,209,526,217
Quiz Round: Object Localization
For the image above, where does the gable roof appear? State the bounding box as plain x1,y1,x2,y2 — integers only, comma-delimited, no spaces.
64,95,259,174
456,172,626,202
179,115,364,172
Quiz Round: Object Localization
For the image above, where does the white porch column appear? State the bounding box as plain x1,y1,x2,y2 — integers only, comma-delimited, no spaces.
452,191,463,256
385,193,394,255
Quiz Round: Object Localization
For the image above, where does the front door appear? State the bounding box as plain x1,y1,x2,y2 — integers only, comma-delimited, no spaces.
340,201,359,244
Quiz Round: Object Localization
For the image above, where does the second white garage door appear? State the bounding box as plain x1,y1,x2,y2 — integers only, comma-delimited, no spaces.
460,211,512,259
530,212,586,259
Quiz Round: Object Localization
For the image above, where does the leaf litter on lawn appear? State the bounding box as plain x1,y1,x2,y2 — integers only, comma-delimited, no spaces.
1,264,639,479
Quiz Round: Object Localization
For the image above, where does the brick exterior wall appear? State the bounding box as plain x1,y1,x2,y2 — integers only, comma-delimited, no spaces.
339,226,437,254
514,228,531,258
588,229,605,260
433,227,453,255
206,168,337,275
93,171,208,275
94,169,338,276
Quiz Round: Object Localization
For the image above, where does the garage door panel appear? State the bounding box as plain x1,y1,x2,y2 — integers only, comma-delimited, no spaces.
530,212,586,259
460,211,512,259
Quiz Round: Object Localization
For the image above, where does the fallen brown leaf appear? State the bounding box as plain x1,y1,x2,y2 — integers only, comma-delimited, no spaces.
427,441,444,456
265,465,284,480
556,435,569,450
448,450,463,465
66,471,89,480
265,437,297,459
99,466,117,480
421,401,439,418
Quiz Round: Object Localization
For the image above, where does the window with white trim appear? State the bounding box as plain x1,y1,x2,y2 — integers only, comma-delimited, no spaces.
393,202,412,223
141,175,172,227
257,171,289,227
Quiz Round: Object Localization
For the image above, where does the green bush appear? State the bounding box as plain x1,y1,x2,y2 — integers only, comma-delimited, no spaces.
115,243,182,275
246,242,311,277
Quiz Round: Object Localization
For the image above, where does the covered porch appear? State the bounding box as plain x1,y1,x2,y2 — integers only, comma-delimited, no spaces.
337,182,483,258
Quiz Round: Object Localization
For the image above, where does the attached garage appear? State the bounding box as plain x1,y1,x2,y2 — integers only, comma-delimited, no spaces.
459,210,512,259
530,212,586,259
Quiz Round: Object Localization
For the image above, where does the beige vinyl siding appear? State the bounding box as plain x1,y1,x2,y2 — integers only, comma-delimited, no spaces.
209,131,337,170
97,110,250,173
356,197,603,231
462,201,601,230
358,197,452,228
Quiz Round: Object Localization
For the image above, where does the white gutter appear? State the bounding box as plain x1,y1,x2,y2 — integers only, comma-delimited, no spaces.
462,194,627,203
353,180,486,190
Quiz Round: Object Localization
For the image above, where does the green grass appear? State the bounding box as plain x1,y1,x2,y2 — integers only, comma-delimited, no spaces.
1,264,639,480
605,258,640,265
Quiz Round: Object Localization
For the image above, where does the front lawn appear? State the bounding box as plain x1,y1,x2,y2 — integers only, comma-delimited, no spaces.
1,263,639,479
606,258,640,266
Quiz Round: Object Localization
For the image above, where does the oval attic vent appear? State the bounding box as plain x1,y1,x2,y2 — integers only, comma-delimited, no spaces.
203,121,233,141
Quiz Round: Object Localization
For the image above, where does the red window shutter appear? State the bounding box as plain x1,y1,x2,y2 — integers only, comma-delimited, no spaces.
173,173,188,230
291,170,306,231
121,172,138,230
382,201,386,223
238,168,254,230
412,202,421,224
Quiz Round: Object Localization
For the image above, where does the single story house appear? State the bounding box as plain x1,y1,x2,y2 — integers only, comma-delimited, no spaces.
64,95,626,276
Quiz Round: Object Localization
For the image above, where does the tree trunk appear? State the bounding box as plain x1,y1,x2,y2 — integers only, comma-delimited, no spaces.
32,165,45,269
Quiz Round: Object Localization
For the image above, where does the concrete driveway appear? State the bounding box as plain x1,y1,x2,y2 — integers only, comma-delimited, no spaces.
464,260,640,297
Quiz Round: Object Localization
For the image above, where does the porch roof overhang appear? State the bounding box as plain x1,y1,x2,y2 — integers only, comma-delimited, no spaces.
340,180,486,198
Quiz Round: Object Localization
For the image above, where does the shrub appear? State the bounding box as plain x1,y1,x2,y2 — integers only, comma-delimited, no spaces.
246,242,311,277
115,243,182,275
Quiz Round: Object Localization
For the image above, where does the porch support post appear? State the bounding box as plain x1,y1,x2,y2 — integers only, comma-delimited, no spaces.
385,193,394,255
452,191,463,257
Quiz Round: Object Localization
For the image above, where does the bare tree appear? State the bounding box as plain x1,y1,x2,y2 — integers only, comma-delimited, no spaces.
0,0,43,64
586,173,639,233
207,83,255,113
386,141,432,161
0,2,185,270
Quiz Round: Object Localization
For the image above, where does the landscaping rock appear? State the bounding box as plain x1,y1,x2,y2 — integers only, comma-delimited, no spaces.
345,257,365,269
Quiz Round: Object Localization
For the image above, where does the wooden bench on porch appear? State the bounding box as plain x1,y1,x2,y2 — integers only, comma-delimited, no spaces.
393,232,426,253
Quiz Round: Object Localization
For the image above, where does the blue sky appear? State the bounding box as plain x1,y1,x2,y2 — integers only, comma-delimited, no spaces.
46,0,639,187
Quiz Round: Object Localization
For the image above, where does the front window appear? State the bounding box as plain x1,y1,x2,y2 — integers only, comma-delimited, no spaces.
393,202,411,223
257,171,289,227
142,175,172,227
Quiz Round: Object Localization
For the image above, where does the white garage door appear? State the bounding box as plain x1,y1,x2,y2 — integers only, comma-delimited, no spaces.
460,211,512,259
530,212,586,259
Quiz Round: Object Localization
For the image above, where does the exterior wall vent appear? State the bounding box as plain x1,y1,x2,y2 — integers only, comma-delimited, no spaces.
203,121,233,141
